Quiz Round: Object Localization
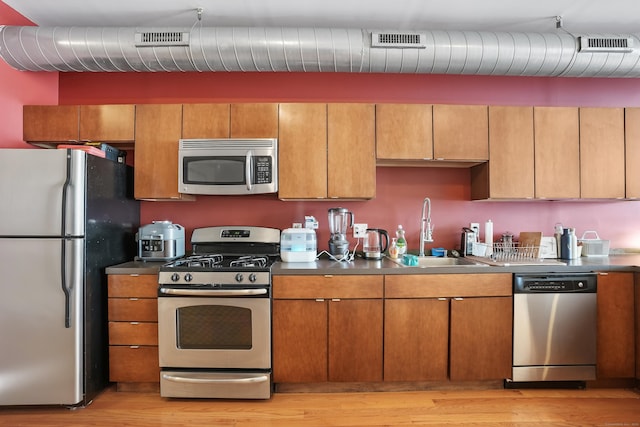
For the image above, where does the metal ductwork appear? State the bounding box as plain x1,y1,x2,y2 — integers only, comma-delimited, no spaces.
0,25,639,77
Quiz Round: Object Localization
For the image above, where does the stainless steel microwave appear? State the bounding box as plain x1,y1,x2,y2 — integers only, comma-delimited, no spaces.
178,138,278,195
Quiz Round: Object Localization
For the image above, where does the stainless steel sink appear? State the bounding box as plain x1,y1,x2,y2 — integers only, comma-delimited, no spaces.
390,256,488,267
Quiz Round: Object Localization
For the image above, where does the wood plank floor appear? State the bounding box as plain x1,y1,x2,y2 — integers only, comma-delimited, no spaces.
1,387,639,426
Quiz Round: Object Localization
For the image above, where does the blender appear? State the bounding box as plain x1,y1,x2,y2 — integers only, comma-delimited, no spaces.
327,207,354,256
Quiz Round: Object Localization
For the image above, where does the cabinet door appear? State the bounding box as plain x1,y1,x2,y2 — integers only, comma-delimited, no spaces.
597,272,635,378
376,104,433,160
23,105,79,142
449,297,512,381
636,275,640,379
272,299,328,383
534,107,580,199
109,346,159,383
230,103,278,138
327,103,376,199
79,104,135,142
580,107,625,199
487,106,535,199
328,299,383,382
134,104,194,200
278,103,328,199
433,105,488,160
625,108,640,199
182,103,230,138
384,298,449,381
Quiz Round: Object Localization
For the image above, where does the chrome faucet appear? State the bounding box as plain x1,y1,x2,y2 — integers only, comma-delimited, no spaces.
419,197,434,257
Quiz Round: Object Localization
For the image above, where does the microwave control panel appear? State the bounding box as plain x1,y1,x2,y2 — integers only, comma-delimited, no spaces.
254,156,272,184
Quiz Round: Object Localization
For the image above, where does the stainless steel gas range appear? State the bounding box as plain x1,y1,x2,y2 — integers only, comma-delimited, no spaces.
157,226,280,399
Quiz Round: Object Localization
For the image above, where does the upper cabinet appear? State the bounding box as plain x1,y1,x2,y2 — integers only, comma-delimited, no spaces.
580,107,625,199
182,104,230,139
625,108,640,199
24,105,79,142
433,105,489,161
279,103,375,200
134,104,194,201
375,104,488,165
534,107,580,199
376,104,433,161
24,105,135,146
471,106,534,200
230,103,278,138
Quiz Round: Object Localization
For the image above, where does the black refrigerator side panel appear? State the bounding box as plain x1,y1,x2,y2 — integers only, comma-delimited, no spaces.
84,155,140,403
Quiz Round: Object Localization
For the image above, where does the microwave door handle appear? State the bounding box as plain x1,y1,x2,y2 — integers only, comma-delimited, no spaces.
245,150,253,192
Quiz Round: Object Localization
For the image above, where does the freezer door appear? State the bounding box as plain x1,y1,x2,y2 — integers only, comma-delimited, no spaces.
0,149,86,237
0,238,84,406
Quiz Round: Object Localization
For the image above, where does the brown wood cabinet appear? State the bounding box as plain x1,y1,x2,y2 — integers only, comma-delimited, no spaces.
384,274,512,382
278,103,375,200
272,275,384,383
376,104,433,161
625,108,640,199
597,272,636,378
107,274,160,386
79,104,135,143
433,105,489,161
534,107,580,199
23,105,79,142
580,107,625,199
278,103,328,199
230,103,279,138
182,103,230,138
134,104,194,201
636,273,640,380
471,106,534,200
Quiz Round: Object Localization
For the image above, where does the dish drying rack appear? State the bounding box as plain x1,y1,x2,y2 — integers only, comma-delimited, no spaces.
473,242,541,261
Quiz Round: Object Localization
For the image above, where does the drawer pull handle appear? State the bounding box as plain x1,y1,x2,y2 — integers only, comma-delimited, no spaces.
129,297,139,301
130,322,140,325
130,345,140,349
315,299,325,302
162,373,269,385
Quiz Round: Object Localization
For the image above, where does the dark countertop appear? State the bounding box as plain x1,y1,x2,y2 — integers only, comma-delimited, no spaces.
106,254,640,275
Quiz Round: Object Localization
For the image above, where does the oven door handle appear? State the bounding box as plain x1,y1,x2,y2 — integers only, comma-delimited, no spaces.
162,373,269,384
159,288,268,296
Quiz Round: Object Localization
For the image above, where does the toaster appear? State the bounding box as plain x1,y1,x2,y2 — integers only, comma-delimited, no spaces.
136,221,185,261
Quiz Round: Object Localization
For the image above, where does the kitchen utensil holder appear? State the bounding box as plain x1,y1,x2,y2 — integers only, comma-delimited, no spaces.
491,242,541,262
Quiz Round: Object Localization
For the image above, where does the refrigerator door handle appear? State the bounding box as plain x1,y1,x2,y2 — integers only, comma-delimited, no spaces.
61,151,72,328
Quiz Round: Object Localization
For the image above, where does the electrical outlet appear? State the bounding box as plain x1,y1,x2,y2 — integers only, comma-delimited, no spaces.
470,222,480,235
353,223,367,238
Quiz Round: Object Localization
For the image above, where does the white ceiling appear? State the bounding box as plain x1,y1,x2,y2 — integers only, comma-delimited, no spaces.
2,0,639,35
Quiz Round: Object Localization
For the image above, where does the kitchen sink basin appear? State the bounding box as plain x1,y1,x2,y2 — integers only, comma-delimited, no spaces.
390,256,488,268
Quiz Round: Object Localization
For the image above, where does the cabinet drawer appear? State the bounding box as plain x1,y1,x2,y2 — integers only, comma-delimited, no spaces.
108,298,158,322
273,275,383,299
108,274,158,298
385,274,512,298
109,346,159,383
109,321,158,345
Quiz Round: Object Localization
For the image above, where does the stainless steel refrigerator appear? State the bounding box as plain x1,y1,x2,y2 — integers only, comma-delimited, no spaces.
0,148,139,406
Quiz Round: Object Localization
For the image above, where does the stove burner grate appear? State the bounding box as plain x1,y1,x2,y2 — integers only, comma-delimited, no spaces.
166,254,224,268
229,255,268,268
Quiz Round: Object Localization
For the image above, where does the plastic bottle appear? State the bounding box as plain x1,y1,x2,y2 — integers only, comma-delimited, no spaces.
388,238,399,259
396,225,407,255
484,220,493,255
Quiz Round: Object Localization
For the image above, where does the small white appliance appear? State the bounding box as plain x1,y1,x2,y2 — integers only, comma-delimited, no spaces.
280,228,317,262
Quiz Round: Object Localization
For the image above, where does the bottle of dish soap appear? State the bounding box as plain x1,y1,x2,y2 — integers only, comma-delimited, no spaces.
388,238,399,259
396,225,407,255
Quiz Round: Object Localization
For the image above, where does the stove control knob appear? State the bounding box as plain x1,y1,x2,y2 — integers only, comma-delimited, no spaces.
185,273,193,282
249,273,257,283
171,273,180,282
235,273,244,283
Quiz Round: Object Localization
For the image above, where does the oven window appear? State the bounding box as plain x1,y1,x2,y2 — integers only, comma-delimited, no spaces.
184,157,245,185
176,305,252,349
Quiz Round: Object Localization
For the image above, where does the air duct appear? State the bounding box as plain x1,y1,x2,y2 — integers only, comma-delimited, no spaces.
0,25,639,77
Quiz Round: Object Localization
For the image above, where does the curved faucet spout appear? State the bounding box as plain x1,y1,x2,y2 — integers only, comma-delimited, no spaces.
419,197,434,257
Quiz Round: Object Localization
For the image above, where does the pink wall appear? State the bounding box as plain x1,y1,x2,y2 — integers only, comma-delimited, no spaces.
56,72,640,252
0,3,58,147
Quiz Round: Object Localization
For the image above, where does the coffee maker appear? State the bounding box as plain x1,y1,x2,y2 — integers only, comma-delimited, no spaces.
327,207,354,256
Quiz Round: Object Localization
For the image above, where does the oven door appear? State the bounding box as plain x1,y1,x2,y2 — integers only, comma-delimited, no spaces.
158,295,270,369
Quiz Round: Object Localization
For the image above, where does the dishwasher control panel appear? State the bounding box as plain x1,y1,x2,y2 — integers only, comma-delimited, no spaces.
514,273,597,293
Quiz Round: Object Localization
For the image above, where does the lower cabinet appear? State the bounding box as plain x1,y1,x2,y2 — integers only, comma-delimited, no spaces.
107,274,160,387
384,274,513,382
596,272,636,379
272,275,384,383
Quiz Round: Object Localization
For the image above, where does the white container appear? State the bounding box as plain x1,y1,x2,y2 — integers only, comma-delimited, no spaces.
280,228,317,262
578,231,610,257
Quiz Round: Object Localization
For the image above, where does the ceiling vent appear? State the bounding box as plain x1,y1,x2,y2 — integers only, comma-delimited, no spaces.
579,36,633,52
371,31,426,48
135,31,190,47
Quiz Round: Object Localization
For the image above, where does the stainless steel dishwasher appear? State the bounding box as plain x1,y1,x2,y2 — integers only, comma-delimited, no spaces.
511,273,597,383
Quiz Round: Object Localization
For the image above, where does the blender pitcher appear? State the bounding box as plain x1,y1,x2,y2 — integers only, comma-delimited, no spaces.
327,207,354,256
